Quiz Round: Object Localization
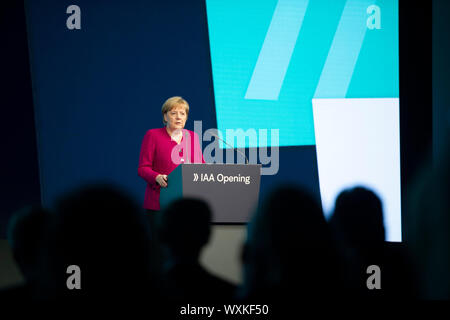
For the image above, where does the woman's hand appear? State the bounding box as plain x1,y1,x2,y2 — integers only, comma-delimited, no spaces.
155,174,168,188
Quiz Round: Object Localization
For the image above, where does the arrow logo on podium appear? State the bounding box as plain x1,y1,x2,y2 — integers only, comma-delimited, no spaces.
193,173,198,182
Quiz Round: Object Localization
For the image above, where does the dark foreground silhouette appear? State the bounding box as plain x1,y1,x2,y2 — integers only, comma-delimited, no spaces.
238,185,345,305
157,198,236,303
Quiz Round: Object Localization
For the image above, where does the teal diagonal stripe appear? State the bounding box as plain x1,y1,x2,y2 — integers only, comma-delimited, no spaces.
245,0,310,100
314,0,374,98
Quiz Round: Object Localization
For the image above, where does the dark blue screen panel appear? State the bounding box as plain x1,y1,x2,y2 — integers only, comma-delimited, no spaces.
25,0,217,206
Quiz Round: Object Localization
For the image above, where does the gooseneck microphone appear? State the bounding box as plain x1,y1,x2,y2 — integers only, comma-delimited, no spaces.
210,132,249,164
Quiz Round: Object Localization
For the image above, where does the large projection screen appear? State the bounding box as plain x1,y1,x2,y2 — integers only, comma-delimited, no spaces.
26,0,401,241
206,0,400,240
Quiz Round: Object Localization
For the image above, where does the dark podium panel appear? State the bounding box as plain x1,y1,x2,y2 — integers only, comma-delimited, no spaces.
160,164,261,223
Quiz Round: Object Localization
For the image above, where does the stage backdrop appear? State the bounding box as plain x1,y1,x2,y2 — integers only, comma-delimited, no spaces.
25,0,401,240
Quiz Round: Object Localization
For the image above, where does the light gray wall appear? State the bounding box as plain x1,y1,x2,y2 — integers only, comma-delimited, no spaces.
0,240,24,289
200,225,247,285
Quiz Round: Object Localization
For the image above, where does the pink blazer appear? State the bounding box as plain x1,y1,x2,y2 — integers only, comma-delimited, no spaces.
138,127,205,210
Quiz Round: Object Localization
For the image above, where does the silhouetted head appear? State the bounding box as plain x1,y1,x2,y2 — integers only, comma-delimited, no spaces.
46,184,156,299
330,186,385,248
241,185,340,300
158,198,211,261
247,185,329,254
7,205,49,282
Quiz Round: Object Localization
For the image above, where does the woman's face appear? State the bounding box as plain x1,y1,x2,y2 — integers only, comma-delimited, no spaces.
164,104,187,131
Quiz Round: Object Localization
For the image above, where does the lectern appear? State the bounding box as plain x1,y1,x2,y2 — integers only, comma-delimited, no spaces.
159,164,261,223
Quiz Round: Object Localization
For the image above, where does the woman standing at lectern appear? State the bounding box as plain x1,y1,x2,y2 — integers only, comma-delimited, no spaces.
138,96,205,215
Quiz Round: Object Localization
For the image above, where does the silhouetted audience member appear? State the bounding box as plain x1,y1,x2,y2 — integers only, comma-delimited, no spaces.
329,186,417,298
42,184,161,301
238,185,345,305
0,205,50,299
406,136,450,299
157,198,236,303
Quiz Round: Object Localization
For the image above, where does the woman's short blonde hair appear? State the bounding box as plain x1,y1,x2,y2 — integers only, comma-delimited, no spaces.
161,96,189,125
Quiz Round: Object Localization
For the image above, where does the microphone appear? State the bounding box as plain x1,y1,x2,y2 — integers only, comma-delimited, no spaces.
210,132,249,164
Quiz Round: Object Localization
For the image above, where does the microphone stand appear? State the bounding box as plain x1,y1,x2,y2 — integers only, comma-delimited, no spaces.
211,132,249,164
